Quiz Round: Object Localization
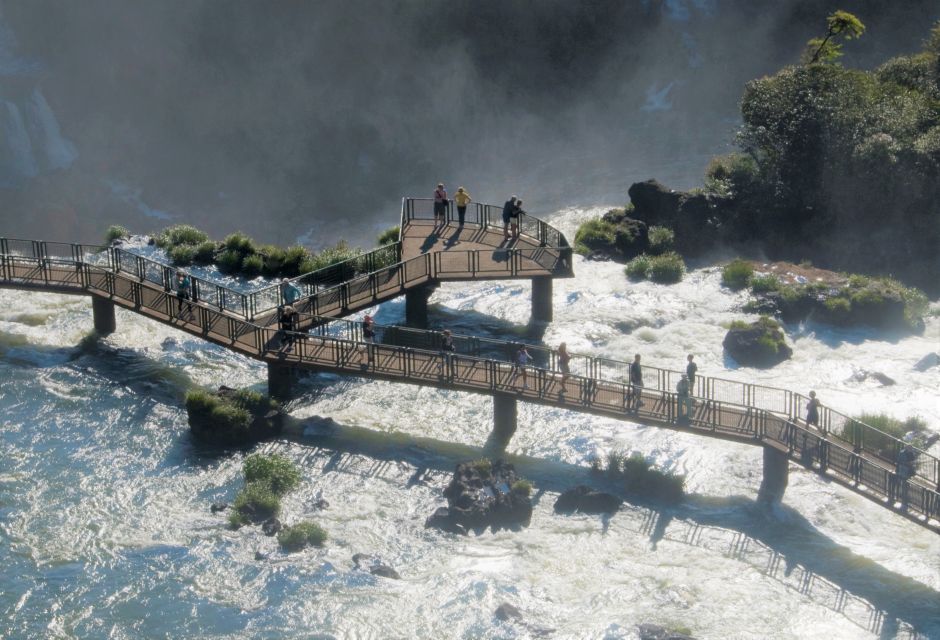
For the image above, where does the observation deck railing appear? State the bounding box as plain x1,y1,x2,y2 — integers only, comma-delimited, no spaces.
0,238,938,530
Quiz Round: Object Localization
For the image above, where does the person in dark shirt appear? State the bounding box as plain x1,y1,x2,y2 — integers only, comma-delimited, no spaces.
440,329,456,379
628,353,644,409
502,195,517,239
686,354,697,390
805,390,820,427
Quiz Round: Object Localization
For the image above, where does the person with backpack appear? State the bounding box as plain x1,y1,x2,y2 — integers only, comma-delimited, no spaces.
510,199,524,240
433,183,448,226
454,187,472,227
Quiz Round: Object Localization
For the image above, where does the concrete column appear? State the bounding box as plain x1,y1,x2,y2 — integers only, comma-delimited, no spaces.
267,362,296,401
92,297,116,335
485,393,518,454
405,283,434,328
757,446,790,505
531,276,553,323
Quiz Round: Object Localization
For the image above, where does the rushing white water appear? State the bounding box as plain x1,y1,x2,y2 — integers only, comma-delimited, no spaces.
1,207,938,639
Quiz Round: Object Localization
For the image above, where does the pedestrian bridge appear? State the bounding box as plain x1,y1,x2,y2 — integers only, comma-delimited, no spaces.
0,198,937,534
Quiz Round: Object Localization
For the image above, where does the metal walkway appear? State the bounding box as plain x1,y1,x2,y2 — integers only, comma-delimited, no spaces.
0,202,937,534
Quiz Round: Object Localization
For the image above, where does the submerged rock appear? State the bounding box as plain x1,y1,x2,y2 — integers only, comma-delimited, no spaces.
914,353,940,371
426,460,533,534
210,502,228,513
261,517,283,536
554,485,622,514
638,623,696,639
494,602,523,622
849,369,896,386
369,564,401,580
722,317,792,368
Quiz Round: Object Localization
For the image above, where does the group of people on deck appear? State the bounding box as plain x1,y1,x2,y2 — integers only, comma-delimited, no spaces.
432,184,526,241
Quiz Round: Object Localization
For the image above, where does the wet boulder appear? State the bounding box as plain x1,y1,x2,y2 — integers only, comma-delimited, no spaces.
554,485,622,514
261,517,282,536
494,603,524,622
210,502,228,513
722,317,792,368
914,353,940,371
426,460,533,534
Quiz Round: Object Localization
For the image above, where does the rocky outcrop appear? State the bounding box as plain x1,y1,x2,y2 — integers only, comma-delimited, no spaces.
425,460,533,534
554,485,622,514
722,317,792,368
352,553,401,580
187,386,285,447
627,180,729,256
494,603,523,622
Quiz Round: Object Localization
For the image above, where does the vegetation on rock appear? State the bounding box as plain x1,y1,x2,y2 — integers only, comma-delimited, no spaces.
722,316,792,368
229,480,281,527
624,252,685,284
844,413,928,459
277,521,328,551
377,226,400,246
104,225,130,244
601,451,685,504
721,259,754,290
244,453,301,496
186,387,282,446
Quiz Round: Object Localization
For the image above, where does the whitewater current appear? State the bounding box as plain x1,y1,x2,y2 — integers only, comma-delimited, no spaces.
1,207,938,640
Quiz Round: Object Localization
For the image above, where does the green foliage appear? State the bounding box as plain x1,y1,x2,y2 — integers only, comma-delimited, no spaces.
647,252,685,284
721,259,754,290
647,226,675,255
231,389,279,415
822,296,851,321
208,403,252,437
304,240,362,273
604,451,685,504
243,454,301,496
843,413,928,459
167,244,196,266
241,254,264,278
377,226,400,246
624,254,651,280
229,481,281,527
278,521,328,551
704,153,760,197
574,217,618,255
259,245,286,278
756,335,780,354
185,389,218,417
155,224,208,249
802,10,866,65
215,249,243,275
470,458,493,476
510,479,533,497
222,231,255,256
750,274,780,293
105,225,130,243
281,245,312,277
728,319,750,330
192,241,218,266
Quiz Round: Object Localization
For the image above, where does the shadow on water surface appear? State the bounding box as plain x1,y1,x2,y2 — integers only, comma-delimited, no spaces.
260,415,940,639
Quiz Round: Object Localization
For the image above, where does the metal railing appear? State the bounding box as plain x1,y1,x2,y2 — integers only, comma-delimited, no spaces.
1,239,939,517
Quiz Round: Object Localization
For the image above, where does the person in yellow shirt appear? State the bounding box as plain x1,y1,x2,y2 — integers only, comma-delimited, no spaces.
454,186,472,227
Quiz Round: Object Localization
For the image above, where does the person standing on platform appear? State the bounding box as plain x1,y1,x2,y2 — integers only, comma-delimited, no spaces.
502,195,517,239
440,329,456,379
454,187,472,227
628,353,644,409
176,271,193,317
676,374,692,421
510,199,524,240
511,344,531,390
557,342,571,389
686,354,697,390
362,315,376,363
281,278,301,306
805,390,821,428
433,183,448,226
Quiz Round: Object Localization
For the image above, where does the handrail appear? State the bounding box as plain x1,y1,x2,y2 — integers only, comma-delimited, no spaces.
0,239,937,495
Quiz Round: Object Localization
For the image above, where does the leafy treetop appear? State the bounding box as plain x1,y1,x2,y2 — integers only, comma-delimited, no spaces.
802,10,866,65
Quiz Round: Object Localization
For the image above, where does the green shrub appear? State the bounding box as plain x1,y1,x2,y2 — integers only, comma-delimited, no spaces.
229,481,281,527
192,241,218,266
605,451,685,504
756,335,780,354
222,231,255,256
822,296,851,321
377,226,400,246
243,454,301,496
305,241,362,273
511,479,533,497
647,252,685,284
728,319,750,330
208,402,252,437
647,226,675,255
722,259,754,290
750,274,780,293
215,249,243,275
281,245,312,277
167,244,196,266
185,389,219,417
155,224,208,249
105,225,130,243
241,254,264,278
259,245,286,278
842,413,928,459
278,521,328,551
231,389,279,415
575,218,618,255
470,458,492,476
624,255,651,280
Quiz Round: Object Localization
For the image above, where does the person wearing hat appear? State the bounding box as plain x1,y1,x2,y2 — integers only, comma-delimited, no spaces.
454,187,472,227
676,373,692,421
433,183,448,226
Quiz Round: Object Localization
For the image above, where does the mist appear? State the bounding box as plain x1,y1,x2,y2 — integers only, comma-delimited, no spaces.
0,0,936,247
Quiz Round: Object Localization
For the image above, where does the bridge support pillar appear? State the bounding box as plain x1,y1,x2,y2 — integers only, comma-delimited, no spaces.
757,446,789,505
92,297,116,335
485,393,518,453
405,283,434,328
531,276,552,323
267,362,297,401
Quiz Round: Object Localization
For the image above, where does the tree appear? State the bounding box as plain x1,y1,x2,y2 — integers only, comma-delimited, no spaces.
802,10,866,65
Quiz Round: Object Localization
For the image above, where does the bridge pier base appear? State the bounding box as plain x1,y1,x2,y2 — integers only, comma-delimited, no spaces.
92,297,116,335
405,283,435,328
267,362,297,401
531,276,552,323
757,446,790,505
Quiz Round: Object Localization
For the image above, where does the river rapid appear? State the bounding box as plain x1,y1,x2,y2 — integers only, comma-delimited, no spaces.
1,207,938,640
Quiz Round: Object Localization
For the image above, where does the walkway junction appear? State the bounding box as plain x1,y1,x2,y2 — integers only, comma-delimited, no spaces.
0,197,937,534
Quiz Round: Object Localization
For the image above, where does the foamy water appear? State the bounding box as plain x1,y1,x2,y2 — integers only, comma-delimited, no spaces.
1,207,938,639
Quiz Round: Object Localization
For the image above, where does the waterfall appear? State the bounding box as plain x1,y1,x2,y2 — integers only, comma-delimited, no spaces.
0,99,39,183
